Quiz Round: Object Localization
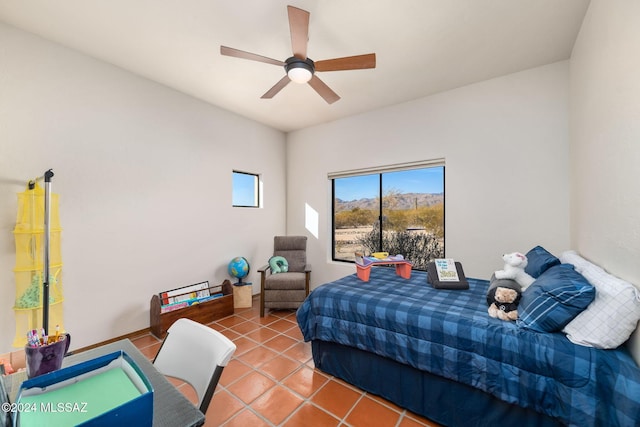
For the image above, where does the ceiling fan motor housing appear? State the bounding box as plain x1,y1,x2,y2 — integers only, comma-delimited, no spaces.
285,57,315,83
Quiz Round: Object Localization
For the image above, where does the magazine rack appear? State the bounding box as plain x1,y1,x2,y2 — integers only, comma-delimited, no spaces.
150,280,234,338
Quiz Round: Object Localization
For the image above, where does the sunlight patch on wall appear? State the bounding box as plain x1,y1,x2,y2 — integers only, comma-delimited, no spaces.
305,203,319,238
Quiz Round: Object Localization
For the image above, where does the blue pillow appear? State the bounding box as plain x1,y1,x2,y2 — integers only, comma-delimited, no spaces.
524,245,560,278
517,264,595,332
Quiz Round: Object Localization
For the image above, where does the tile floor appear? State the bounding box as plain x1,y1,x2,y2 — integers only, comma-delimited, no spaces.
131,296,441,427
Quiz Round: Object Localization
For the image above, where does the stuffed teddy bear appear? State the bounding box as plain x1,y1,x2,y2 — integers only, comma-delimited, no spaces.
486,274,522,321
494,252,534,290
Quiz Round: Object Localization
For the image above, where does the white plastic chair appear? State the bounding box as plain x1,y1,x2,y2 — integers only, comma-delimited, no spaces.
152,318,236,413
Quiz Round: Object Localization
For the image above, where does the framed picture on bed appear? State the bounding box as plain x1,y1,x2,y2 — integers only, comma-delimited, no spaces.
434,258,459,281
427,259,469,289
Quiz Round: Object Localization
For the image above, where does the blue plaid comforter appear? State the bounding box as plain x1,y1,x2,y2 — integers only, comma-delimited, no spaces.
296,268,640,427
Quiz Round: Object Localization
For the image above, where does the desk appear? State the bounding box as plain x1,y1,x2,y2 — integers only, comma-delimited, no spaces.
1,339,204,427
355,256,412,282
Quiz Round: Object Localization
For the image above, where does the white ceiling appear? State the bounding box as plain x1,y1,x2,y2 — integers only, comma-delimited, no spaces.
0,0,590,132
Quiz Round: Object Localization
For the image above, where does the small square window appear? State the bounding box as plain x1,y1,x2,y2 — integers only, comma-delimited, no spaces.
232,171,260,207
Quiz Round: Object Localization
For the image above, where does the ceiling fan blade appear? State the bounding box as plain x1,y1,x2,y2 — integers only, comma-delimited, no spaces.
261,75,291,99
315,53,377,72
308,75,340,104
287,5,310,59
220,46,284,66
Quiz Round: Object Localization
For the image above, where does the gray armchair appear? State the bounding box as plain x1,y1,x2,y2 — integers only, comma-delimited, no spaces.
258,236,311,317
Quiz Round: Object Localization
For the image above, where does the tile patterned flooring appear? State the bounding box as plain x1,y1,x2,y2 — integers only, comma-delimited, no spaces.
131,296,440,427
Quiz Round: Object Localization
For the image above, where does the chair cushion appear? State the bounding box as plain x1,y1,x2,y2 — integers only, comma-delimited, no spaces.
274,236,307,272
265,272,307,290
274,235,307,251
263,290,307,305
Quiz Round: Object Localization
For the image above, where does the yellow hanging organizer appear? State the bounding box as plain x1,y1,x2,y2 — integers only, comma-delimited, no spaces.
12,180,65,347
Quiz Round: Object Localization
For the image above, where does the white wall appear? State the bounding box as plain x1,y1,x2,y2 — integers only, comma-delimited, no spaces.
5,0,638,363
569,0,640,360
0,23,287,352
287,61,571,287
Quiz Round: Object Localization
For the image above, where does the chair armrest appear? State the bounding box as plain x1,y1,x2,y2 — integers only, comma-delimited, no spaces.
258,265,271,274
304,264,312,273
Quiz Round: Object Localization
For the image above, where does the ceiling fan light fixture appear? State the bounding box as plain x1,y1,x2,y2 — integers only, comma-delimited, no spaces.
288,67,312,84
285,57,314,84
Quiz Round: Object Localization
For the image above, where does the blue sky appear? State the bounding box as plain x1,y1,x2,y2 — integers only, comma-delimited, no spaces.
232,172,258,206
335,167,444,201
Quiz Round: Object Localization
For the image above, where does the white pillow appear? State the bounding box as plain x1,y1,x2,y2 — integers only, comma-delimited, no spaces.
561,251,640,349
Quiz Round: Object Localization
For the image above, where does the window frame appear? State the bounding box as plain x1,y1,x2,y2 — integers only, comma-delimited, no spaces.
232,170,260,208
330,160,445,269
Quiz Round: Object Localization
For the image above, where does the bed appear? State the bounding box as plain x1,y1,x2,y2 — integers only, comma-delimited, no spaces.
296,252,640,427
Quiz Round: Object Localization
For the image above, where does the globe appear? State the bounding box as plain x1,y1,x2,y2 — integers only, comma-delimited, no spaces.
228,256,250,283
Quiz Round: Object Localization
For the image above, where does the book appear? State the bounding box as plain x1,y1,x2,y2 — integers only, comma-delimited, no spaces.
434,258,460,282
160,281,211,305
160,301,189,313
355,252,407,266
160,293,224,313
427,260,468,289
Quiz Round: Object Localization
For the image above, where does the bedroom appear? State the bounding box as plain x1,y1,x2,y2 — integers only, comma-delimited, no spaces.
0,0,638,424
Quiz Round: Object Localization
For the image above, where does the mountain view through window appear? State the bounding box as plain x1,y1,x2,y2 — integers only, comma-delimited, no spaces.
332,166,444,270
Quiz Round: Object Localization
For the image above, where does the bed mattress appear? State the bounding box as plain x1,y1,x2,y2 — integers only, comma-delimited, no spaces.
296,268,640,426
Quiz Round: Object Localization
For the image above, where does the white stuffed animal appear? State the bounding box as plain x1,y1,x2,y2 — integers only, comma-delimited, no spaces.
494,252,535,290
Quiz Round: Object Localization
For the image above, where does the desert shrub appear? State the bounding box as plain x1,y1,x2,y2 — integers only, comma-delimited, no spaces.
356,229,443,270
334,208,377,228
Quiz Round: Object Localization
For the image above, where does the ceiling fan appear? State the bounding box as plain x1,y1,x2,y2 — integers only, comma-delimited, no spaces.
220,5,376,104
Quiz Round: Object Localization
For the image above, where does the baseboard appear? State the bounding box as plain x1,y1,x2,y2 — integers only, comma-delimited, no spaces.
70,327,152,355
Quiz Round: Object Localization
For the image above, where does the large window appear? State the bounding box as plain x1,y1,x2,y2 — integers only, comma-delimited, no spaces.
232,171,260,208
332,163,444,270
